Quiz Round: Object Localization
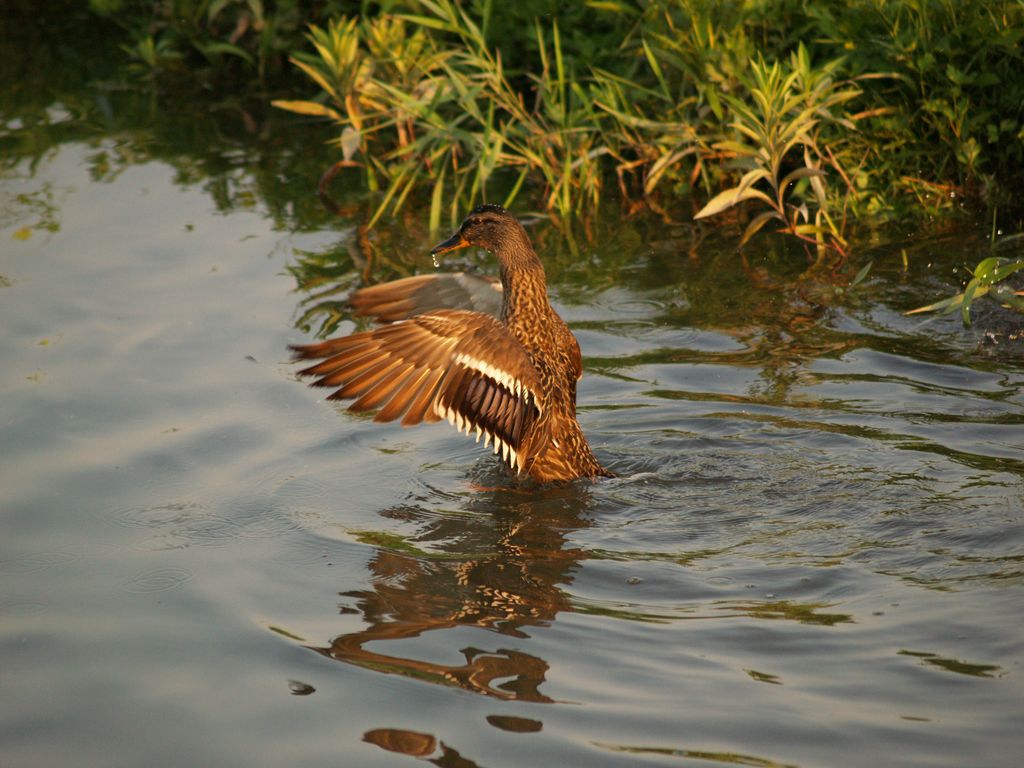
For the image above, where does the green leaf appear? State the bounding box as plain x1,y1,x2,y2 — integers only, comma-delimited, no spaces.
780,166,825,190
739,210,783,247
737,167,772,195
946,64,970,85
642,37,669,99
792,223,831,236
989,259,1024,283
271,100,342,121
694,186,773,220
289,57,339,102
705,83,723,121
644,146,696,195
961,278,981,325
207,0,232,22
198,42,255,67
585,0,637,12
850,261,872,288
904,293,965,316
692,186,743,220
712,140,759,158
397,14,456,33
971,256,1002,281
503,165,530,208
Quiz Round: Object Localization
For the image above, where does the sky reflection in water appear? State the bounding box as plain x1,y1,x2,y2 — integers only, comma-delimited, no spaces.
1,98,1023,768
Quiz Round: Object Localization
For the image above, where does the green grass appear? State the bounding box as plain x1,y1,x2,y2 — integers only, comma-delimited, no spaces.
71,0,1024,268
267,1,1023,246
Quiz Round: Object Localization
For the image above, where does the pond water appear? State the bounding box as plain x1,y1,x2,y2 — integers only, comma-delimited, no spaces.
2,84,1023,767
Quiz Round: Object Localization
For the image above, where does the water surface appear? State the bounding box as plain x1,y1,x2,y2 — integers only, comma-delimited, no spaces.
2,86,1023,767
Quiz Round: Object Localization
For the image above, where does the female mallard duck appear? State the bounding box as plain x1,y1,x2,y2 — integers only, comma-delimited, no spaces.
290,204,611,483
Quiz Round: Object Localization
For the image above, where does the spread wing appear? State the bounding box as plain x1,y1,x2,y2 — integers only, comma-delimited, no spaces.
291,310,541,473
350,273,503,323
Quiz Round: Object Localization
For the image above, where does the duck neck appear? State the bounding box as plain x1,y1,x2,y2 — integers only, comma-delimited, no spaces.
497,240,550,325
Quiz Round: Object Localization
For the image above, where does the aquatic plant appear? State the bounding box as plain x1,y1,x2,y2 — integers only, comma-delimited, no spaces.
906,256,1024,326
275,0,613,227
94,0,329,84
691,45,859,260
77,0,1024,264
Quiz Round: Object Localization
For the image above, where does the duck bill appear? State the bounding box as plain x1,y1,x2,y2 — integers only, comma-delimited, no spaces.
430,232,469,255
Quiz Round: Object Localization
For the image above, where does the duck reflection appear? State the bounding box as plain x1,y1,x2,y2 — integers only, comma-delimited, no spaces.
363,727,481,767
310,483,592,702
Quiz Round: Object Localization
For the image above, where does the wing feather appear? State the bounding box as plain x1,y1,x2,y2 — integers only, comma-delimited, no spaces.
291,309,541,469
330,357,403,399
314,352,388,389
374,367,431,423
351,273,503,323
348,362,416,411
402,367,446,426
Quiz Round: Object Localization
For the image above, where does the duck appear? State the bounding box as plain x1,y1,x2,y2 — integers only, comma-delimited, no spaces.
290,204,611,483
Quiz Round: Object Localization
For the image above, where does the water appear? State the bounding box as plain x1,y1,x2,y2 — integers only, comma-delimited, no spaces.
2,93,1023,767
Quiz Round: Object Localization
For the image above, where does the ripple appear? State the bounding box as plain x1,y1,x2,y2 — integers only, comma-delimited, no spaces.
222,502,306,540
250,472,335,508
267,535,337,566
109,498,304,550
237,514,306,539
109,501,208,530
0,551,76,573
122,566,193,593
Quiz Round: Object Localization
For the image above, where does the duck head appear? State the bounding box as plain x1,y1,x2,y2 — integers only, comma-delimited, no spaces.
431,204,527,257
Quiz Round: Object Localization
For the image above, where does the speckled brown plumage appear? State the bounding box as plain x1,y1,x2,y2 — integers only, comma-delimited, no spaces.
290,204,611,483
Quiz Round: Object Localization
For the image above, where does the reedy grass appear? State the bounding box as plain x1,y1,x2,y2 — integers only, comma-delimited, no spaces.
692,45,860,261
261,0,1024,257
276,0,613,227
